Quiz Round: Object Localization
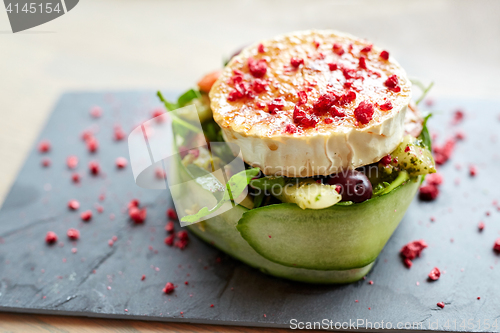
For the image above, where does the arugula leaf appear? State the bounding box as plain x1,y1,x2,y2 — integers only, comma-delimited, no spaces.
157,89,201,111
157,91,202,135
418,113,433,151
178,89,201,107
180,167,260,223
415,82,434,106
410,79,434,106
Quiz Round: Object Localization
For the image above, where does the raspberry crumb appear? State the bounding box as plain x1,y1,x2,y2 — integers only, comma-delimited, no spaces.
165,235,174,246
129,207,147,224
359,56,367,69
90,106,102,118
354,101,374,125
71,173,80,183
248,58,267,78
426,173,443,186
290,57,304,68
38,140,51,153
493,238,500,252
41,158,51,167
384,75,401,93
210,304,214,308
368,280,374,285
428,267,441,281
67,228,80,240
167,208,178,220
116,157,128,169
257,43,265,53
403,258,413,269
89,161,100,175
184,281,189,285
165,221,175,233
141,275,146,281
380,50,389,60
68,200,80,210
80,210,92,222
419,185,439,201
332,43,344,55
86,137,99,153
478,222,485,231
469,165,477,176
67,156,78,169
400,240,427,268
437,302,445,309
45,231,58,244
379,101,393,111
163,282,175,294
114,126,126,141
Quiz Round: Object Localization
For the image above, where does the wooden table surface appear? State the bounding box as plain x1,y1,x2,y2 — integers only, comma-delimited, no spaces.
1,0,499,331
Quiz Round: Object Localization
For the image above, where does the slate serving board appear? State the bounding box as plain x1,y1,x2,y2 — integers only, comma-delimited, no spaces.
0,92,499,332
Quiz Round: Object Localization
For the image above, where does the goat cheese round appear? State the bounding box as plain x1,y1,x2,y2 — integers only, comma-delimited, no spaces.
209,30,412,177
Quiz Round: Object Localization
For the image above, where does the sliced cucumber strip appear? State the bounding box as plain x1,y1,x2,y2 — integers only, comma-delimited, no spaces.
172,153,375,283
237,177,420,271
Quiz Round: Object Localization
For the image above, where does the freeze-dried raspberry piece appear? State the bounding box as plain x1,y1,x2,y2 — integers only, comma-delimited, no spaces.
248,58,267,78
332,43,344,56
165,221,175,234
478,221,485,231
90,106,102,118
428,267,441,281
426,173,443,186
433,139,455,165
114,126,126,141
360,45,372,53
284,124,297,134
38,140,51,153
380,50,389,60
72,173,80,183
81,210,92,222
290,57,304,68
380,154,392,166
379,101,393,111
167,208,177,220
45,231,58,244
68,200,80,210
400,239,428,266
297,91,308,106
129,207,147,224
354,101,374,125
165,234,175,246
437,302,445,309
251,79,268,94
86,137,99,153
163,282,175,294
419,184,439,201
89,161,100,175
293,106,318,128
67,156,78,169
115,157,128,169
177,230,189,241
493,238,500,252
384,75,401,93
313,93,336,114
267,98,286,114
67,228,80,240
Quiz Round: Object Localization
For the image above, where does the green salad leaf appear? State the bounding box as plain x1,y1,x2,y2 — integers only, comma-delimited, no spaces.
157,89,201,111
181,167,260,223
418,113,433,151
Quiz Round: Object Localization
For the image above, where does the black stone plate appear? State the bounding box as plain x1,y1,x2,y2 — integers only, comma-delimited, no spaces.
0,92,499,332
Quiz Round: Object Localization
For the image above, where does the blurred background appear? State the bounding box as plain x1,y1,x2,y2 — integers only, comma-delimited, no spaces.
0,0,499,203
